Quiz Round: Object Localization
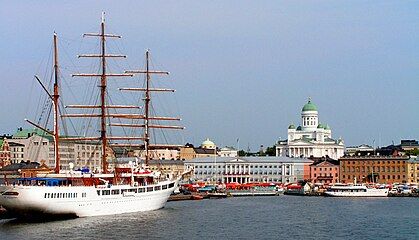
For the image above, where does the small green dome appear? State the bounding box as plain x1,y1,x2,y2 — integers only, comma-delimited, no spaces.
288,124,296,129
325,124,331,130
302,99,318,112
317,123,325,129
296,126,302,131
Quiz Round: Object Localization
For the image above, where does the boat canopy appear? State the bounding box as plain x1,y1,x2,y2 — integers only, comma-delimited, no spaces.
17,177,67,186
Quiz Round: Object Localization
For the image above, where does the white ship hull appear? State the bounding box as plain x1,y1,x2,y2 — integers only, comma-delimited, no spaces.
325,186,388,197
0,180,178,218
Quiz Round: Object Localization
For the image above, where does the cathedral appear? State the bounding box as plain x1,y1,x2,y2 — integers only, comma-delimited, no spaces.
276,98,345,160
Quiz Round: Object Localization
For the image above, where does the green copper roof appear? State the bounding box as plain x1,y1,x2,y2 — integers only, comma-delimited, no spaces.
0,139,3,148
317,123,326,129
302,99,318,112
288,124,296,129
296,126,302,130
13,128,53,141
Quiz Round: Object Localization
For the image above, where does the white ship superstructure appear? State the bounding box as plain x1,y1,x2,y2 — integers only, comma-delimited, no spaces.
324,184,389,197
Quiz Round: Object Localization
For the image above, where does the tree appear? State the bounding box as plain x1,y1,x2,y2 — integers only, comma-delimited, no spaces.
238,150,246,156
406,148,419,156
265,145,276,156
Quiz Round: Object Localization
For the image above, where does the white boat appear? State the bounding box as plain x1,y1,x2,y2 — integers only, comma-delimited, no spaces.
0,13,187,218
0,173,181,217
324,184,388,197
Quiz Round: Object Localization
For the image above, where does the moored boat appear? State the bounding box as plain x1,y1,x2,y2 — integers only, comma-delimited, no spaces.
207,192,228,198
0,174,179,217
0,13,188,218
324,184,388,197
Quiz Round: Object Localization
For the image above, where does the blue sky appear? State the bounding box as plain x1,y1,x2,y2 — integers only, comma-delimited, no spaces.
0,1,418,150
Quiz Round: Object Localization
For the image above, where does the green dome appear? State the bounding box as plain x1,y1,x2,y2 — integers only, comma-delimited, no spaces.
317,123,326,129
302,99,318,112
201,138,216,149
296,126,302,131
288,124,296,129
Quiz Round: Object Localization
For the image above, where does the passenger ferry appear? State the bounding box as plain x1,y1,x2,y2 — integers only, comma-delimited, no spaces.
324,184,389,197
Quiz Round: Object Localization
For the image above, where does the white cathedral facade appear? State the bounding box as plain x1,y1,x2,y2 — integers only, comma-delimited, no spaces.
276,99,345,160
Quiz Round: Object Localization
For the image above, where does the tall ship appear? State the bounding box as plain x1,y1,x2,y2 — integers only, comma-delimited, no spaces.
0,13,187,218
324,184,388,197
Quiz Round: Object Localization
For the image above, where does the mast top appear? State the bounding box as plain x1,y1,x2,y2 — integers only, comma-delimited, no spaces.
102,11,105,23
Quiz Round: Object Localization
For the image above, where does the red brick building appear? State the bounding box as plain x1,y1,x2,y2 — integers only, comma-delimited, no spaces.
310,159,339,184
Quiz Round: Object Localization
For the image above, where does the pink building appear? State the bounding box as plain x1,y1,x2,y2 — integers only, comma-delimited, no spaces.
310,160,339,184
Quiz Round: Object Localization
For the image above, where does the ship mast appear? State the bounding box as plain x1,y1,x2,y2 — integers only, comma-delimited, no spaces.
64,13,183,169
53,32,60,174
65,12,137,173
26,32,61,174
121,50,184,165
99,14,108,173
144,51,151,164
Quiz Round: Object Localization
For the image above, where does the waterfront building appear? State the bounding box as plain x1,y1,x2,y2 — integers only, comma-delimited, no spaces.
194,148,217,158
9,128,103,171
0,161,52,184
339,155,411,184
218,147,238,157
9,142,25,164
399,140,419,151
0,139,11,168
407,156,419,183
195,138,217,158
111,157,187,179
310,159,340,184
184,156,312,184
147,159,186,178
135,148,180,160
276,98,345,160
179,144,196,160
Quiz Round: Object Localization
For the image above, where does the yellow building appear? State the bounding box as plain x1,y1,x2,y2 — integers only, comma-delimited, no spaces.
407,157,419,183
179,145,196,160
179,139,218,160
147,159,186,178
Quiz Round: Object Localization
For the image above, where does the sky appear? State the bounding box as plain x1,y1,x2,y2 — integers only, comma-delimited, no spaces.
0,1,418,151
